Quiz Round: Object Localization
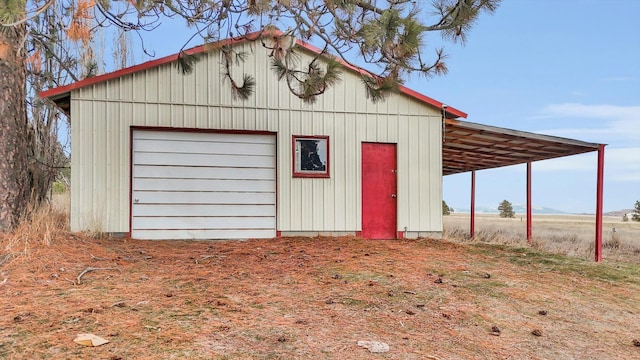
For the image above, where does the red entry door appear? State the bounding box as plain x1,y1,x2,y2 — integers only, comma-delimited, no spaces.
362,143,397,239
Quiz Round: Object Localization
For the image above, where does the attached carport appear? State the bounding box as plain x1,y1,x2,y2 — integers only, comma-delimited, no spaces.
442,118,605,262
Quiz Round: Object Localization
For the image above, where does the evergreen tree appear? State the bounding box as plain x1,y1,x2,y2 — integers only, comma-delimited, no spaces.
633,200,640,222
498,200,515,218
442,200,451,215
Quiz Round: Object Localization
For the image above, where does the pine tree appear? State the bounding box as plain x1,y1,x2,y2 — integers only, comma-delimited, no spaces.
498,200,515,218
443,200,451,216
633,200,640,222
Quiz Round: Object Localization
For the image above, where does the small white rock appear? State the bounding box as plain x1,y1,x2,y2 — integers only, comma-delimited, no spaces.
357,340,390,353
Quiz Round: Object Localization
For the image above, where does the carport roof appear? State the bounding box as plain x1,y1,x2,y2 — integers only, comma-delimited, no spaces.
443,118,602,176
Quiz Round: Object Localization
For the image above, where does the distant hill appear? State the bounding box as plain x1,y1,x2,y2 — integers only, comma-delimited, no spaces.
604,209,634,217
452,205,570,215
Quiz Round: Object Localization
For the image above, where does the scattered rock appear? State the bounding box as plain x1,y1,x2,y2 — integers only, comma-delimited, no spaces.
441,313,451,319
434,278,443,284
531,329,543,337
490,326,501,336
633,339,640,347
325,299,334,304
332,274,341,279
483,273,491,279
538,310,548,316
403,290,416,295
416,304,425,308
277,336,287,343
357,340,390,353
405,309,416,315
387,290,395,297
74,333,110,347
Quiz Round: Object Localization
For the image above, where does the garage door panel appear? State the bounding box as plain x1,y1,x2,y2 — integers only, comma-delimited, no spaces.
133,204,275,217
133,216,276,230
133,229,276,240
133,190,275,205
131,130,277,240
134,165,276,180
133,178,276,192
134,130,275,144
134,138,275,156
134,152,274,168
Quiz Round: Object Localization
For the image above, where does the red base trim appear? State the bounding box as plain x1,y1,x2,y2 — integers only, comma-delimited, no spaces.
397,231,404,239
276,231,282,237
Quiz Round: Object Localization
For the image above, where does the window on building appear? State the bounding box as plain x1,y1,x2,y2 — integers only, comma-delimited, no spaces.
292,136,329,178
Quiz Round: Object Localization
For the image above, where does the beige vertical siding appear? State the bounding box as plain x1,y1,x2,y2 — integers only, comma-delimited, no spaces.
70,43,443,235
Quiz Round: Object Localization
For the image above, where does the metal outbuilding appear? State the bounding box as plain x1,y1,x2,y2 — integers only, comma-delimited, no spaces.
41,32,605,260
41,33,466,241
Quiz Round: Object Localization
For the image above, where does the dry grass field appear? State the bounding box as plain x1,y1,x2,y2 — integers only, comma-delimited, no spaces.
444,213,640,263
1,197,640,359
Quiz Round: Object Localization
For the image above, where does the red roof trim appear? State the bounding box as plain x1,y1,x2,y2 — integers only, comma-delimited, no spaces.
295,39,467,119
39,45,205,99
40,31,467,118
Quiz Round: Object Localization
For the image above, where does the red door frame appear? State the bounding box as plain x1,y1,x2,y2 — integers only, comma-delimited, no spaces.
361,142,397,239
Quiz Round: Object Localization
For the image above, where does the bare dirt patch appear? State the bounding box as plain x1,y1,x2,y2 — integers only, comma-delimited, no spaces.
1,235,639,359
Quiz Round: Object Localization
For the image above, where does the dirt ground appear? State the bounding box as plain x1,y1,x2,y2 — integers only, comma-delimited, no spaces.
1,235,640,359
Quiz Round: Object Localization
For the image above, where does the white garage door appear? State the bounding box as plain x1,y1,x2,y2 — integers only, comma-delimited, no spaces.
131,130,276,240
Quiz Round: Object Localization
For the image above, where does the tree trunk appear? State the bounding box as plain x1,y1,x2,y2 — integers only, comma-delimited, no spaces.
0,25,29,231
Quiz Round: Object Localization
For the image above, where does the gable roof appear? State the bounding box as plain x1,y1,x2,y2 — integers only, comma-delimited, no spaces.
39,31,603,176
39,31,467,119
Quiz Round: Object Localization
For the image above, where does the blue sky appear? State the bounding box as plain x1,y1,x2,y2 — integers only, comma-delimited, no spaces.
126,1,639,214
421,0,640,213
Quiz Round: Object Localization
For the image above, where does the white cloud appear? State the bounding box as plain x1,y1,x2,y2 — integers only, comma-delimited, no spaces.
533,147,640,182
533,103,640,146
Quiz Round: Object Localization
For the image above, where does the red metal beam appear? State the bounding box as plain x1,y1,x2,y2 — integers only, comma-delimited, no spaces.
470,170,476,239
595,144,605,262
527,162,532,242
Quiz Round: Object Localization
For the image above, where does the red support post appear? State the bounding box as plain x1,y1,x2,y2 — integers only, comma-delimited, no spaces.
595,144,605,262
527,162,532,243
470,170,476,239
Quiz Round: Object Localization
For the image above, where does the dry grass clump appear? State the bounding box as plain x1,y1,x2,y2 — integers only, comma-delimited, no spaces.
1,193,70,257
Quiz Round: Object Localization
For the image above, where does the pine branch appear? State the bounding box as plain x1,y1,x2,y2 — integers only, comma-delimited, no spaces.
176,51,200,75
